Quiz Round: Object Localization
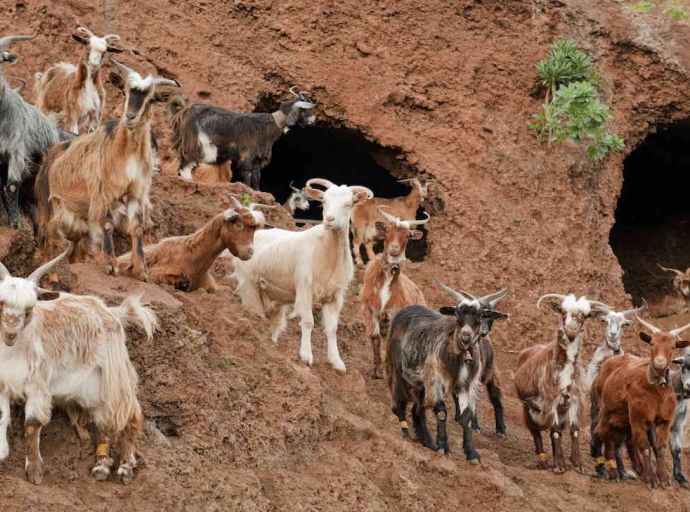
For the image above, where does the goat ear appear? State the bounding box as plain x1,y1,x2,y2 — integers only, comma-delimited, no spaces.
3,52,18,64
673,357,685,365
548,301,563,314
37,290,60,301
305,188,325,202
484,310,508,322
676,340,690,349
106,45,123,54
72,34,89,46
624,319,635,327
374,221,387,234
408,230,423,240
439,307,456,316
639,332,652,344
353,191,370,206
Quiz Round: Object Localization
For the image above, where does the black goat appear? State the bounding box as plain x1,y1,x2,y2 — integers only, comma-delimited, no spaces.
440,287,510,437
387,280,508,461
168,86,315,189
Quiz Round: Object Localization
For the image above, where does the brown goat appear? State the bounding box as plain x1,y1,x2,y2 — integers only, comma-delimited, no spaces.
35,28,122,134
351,178,434,266
360,209,429,378
514,294,611,473
593,314,690,488
35,59,179,288
116,198,267,292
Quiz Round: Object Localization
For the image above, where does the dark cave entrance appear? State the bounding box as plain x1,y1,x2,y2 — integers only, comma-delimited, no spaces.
609,123,690,305
258,120,432,261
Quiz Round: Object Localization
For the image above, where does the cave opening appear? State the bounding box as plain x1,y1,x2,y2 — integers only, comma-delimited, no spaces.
609,123,690,305
256,117,432,261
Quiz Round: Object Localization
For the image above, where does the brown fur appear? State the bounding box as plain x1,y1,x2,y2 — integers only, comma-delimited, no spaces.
116,208,262,292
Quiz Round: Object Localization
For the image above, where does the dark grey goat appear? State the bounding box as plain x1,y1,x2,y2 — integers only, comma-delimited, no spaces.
168,86,315,189
0,35,60,229
387,280,508,461
669,350,690,487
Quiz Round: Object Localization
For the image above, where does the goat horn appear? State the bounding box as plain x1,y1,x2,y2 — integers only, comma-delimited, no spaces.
28,244,72,285
289,181,301,193
110,58,135,77
458,289,478,301
75,27,95,38
425,179,439,183
289,85,300,98
153,77,181,88
397,178,416,183
0,259,10,281
0,35,36,49
536,293,567,309
376,207,399,224
635,312,661,334
9,76,26,93
620,304,645,317
436,278,465,304
658,263,684,277
348,185,374,199
588,299,614,311
306,178,335,190
480,287,510,306
294,101,313,109
103,34,121,42
230,196,246,210
249,203,279,211
670,321,690,339
402,212,431,228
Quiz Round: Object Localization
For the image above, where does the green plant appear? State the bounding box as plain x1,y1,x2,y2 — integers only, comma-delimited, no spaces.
528,41,624,161
630,1,656,11
242,193,251,206
664,6,689,20
220,357,237,367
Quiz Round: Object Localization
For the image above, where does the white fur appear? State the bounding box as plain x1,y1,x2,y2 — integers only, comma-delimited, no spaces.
198,131,218,163
180,163,195,181
126,73,154,91
379,274,393,309
125,156,140,181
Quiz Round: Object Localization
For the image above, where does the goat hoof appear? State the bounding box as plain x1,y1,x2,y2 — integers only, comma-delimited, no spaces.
496,430,507,438
26,463,44,485
0,440,9,461
330,358,346,373
117,464,134,486
553,467,565,475
92,466,110,482
300,351,314,366
595,464,606,478
371,367,384,379
468,458,480,465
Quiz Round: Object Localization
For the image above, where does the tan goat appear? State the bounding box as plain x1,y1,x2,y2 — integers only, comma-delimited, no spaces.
35,59,180,287
351,178,435,265
35,27,122,134
116,198,268,292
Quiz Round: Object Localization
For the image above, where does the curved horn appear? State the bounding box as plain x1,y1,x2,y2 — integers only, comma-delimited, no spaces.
480,287,510,306
110,58,135,77
27,244,71,284
458,289,478,301
230,196,246,210
289,85,300,98
294,101,313,109
249,203,279,211
658,263,684,277
306,178,335,190
289,181,300,193
0,35,36,49
397,178,416,183
620,304,645,317
153,77,181,88
588,299,615,311
0,259,10,281
436,278,464,304
9,76,26,93
103,34,121,42
536,293,568,309
376,207,399,224
635,312,661,334
670,321,690,339
402,212,431,228
348,185,374,199
75,27,95,38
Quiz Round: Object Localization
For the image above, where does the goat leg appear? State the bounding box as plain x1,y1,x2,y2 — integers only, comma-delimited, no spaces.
412,387,437,451
569,423,583,472
614,439,630,480
458,396,480,463
91,424,114,482
102,212,117,275
371,333,384,379
24,419,45,485
603,438,619,481
550,427,566,474
0,392,10,460
433,400,450,455
590,393,607,477
4,180,21,230
117,411,142,486
392,400,411,440
486,379,507,437
655,422,671,487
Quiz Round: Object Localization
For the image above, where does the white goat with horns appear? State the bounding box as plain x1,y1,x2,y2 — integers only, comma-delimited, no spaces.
0,245,157,485
232,178,373,371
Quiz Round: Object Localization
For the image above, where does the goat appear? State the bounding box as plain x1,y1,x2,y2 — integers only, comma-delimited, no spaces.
440,288,511,437
116,198,268,292
586,305,643,390
35,27,122,134
0,246,157,485
168,86,315,189
36,58,180,287
360,208,429,379
232,178,373,371
514,294,611,473
0,34,61,230
386,280,508,460
593,314,690,487
282,181,311,216
351,178,435,266
669,349,690,488
658,263,690,310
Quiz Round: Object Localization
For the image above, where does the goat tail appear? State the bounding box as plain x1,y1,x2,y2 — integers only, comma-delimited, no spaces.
166,97,186,122
110,294,158,341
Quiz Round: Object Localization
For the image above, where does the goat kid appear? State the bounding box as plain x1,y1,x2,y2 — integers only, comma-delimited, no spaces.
35,27,122,134
117,197,268,292
282,181,311,216
387,280,508,460
515,294,611,473
0,246,157,485
232,178,372,371
593,315,690,487
36,58,180,287
360,208,429,378
169,86,315,189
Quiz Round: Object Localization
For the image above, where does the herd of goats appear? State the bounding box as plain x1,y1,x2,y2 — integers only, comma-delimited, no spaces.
0,28,688,495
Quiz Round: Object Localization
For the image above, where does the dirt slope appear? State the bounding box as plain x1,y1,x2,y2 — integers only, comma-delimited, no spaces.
2,0,690,510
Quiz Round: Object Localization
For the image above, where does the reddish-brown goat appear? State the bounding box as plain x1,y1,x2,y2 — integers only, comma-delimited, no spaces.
116,198,266,292
360,209,429,378
593,314,690,488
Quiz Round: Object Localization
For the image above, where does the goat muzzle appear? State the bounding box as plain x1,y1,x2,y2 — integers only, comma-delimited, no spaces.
390,263,400,276
4,332,16,347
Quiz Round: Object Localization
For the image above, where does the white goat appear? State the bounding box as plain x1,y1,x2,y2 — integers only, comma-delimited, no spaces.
585,305,642,390
0,246,157,485
282,181,311,215
232,178,373,371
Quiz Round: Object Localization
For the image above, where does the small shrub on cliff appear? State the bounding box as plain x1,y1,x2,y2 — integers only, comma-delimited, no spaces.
664,7,689,20
528,41,624,161
629,1,656,12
